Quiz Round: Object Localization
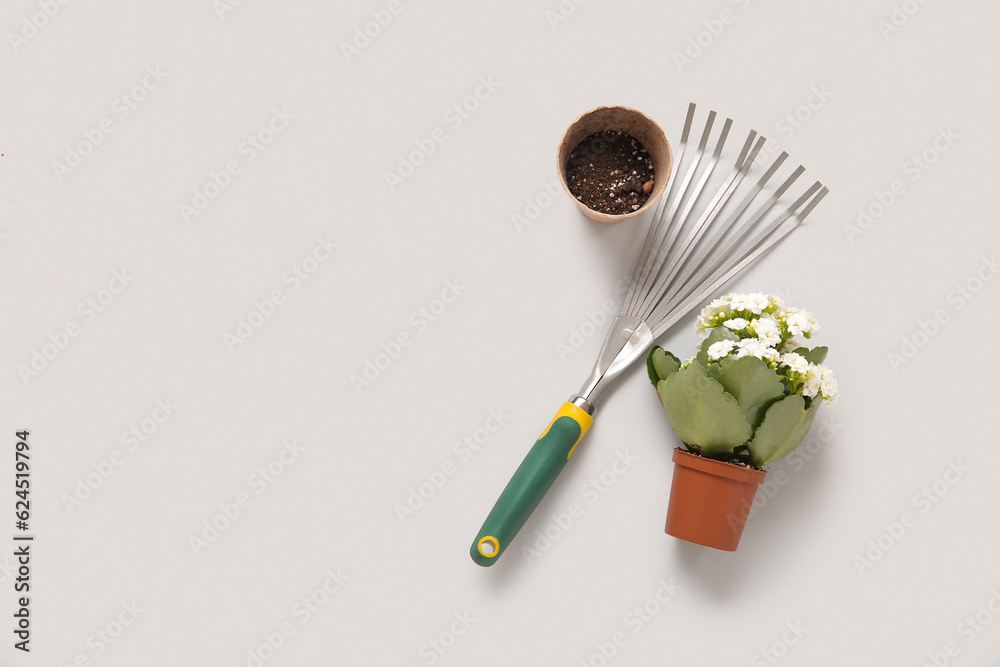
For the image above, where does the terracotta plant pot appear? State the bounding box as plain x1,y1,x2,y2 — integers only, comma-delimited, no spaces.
665,449,766,551
556,105,673,223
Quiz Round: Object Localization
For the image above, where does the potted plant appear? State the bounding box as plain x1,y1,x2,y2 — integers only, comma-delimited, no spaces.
646,292,839,551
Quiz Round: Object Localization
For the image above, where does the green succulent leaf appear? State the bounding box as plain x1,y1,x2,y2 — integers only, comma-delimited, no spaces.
707,356,787,430
696,327,740,367
747,394,821,466
658,363,751,458
792,346,828,365
647,346,681,386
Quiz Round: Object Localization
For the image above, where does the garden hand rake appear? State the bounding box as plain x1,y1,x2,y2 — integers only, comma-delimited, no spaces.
471,103,828,566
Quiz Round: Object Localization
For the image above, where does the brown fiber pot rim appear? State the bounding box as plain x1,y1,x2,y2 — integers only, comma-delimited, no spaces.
671,448,766,484
556,105,673,223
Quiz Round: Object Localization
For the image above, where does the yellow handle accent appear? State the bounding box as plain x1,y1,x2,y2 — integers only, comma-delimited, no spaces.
536,402,593,460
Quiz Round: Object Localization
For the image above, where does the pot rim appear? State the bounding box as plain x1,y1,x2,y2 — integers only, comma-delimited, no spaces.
556,105,673,223
671,448,766,484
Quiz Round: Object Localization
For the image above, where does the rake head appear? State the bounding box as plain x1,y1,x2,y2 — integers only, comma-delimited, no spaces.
577,102,828,407
625,102,828,336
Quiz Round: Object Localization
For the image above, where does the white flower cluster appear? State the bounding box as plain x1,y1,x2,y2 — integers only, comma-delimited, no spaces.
696,292,839,405
696,292,820,349
706,338,780,364
777,353,840,405
783,307,821,339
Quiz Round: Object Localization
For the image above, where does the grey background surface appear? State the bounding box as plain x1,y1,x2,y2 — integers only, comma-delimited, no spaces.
2,0,999,665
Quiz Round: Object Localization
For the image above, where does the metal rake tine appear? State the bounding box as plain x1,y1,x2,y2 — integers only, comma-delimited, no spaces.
632,108,717,307
656,173,817,324
623,103,695,316
635,115,732,317
647,168,810,330
648,145,785,317
623,104,695,316
626,108,716,316
651,182,827,337
671,116,733,236
719,179,826,276
695,110,717,152
650,186,824,338
794,183,829,222
638,130,764,320
690,182,827,304
698,162,807,275
715,150,791,239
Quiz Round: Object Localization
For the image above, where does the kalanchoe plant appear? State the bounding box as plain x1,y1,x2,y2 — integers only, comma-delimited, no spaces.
647,292,839,468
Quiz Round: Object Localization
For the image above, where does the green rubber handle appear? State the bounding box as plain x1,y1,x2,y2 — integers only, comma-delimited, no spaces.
470,402,593,566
